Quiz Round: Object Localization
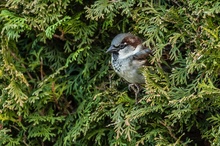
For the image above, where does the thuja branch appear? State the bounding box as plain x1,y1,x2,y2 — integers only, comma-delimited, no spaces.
10,51,33,81
53,28,66,41
159,120,178,141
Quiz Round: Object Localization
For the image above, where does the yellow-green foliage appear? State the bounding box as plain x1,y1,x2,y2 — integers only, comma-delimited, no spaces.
0,0,220,145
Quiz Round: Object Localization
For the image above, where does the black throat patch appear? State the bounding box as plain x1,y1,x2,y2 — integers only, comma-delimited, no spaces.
112,53,121,72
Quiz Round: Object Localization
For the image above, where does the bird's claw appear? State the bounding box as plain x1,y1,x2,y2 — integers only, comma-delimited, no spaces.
128,84,140,104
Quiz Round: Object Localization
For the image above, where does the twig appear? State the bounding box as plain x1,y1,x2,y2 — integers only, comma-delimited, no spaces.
23,133,29,146
51,81,61,111
171,0,181,7
40,57,44,80
159,120,178,140
10,51,33,81
53,29,66,41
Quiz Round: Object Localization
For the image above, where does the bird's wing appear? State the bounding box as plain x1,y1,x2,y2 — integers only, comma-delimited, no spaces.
133,48,152,60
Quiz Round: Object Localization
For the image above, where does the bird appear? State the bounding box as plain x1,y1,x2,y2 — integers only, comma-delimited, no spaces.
106,33,152,102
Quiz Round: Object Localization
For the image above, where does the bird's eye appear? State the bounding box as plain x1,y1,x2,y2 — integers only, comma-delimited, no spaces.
119,43,128,49
113,42,128,50
113,44,120,48
120,42,128,49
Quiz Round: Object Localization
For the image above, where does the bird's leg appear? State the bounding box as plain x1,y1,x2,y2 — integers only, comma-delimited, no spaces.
128,84,140,104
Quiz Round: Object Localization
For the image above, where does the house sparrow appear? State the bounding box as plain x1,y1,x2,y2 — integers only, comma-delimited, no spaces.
106,33,152,102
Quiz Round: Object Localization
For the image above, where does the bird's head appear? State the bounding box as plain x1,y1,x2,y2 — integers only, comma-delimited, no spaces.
106,33,144,58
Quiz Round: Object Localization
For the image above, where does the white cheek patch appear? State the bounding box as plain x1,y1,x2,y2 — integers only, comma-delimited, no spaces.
118,46,136,59
119,44,144,59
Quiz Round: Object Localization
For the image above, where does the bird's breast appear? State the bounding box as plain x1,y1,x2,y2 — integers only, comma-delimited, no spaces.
111,56,146,84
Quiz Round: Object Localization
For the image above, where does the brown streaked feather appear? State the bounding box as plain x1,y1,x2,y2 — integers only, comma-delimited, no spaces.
133,47,152,59
134,53,150,60
133,47,152,66
122,35,142,48
122,35,152,65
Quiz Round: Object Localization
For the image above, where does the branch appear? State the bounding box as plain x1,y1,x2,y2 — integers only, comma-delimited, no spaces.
10,51,33,81
53,29,66,41
159,120,178,141
40,57,44,80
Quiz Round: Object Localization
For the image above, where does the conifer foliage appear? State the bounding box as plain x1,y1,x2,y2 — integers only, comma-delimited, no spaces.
1,0,220,145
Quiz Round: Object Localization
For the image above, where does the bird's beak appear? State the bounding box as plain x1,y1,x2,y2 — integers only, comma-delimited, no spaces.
106,46,117,53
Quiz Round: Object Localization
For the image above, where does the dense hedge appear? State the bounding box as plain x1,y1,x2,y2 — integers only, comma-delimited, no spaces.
1,0,220,145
